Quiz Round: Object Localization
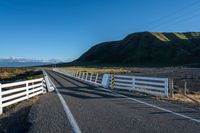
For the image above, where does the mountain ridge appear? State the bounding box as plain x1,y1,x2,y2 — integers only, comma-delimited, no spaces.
69,32,200,67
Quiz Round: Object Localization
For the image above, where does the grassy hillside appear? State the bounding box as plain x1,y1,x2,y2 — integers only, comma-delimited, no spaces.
73,32,200,67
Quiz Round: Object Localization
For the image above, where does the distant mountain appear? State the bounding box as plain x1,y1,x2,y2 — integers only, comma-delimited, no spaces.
74,32,200,67
0,58,60,67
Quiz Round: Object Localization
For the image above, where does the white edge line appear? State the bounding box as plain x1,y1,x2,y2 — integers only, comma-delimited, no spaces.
46,71,82,133
99,87,200,123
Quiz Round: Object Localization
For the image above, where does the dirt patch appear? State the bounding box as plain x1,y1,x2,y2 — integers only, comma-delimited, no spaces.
0,97,40,133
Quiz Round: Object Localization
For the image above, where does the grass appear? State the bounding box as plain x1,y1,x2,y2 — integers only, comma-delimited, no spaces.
62,66,129,74
0,68,34,80
169,93,200,105
152,32,170,41
174,32,188,40
0,68,43,83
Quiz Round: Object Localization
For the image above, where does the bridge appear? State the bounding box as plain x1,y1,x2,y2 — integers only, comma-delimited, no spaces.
0,69,200,133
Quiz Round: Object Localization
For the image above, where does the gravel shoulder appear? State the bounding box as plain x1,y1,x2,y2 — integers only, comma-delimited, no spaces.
0,97,40,133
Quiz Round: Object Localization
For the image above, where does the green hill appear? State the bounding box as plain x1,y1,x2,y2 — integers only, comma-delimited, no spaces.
72,32,200,67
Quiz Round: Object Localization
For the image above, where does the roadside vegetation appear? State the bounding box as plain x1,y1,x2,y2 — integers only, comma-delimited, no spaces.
63,66,129,74
0,68,43,83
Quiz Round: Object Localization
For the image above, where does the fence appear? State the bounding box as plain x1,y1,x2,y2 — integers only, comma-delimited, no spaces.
0,78,46,114
53,68,105,86
110,75,169,96
53,68,169,97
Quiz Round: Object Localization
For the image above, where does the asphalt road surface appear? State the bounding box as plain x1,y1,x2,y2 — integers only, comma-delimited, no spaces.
28,70,200,133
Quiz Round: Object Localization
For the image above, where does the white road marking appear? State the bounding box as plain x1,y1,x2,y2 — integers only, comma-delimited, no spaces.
46,71,82,133
98,87,200,123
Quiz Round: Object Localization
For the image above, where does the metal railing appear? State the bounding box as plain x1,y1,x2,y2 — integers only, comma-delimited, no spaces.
53,68,169,97
53,68,104,86
110,75,169,96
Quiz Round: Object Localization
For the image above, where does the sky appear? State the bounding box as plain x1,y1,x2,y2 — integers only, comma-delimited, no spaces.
0,0,200,62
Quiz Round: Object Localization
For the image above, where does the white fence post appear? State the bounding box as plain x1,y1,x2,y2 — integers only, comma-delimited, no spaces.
0,83,2,115
85,73,88,81
78,72,81,78
90,73,93,81
75,71,78,77
82,72,85,79
132,77,136,91
95,74,99,83
164,79,169,97
101,74,111,88
26,82,29,99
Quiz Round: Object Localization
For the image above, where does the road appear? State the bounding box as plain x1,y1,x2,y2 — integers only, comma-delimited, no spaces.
28,70,200,133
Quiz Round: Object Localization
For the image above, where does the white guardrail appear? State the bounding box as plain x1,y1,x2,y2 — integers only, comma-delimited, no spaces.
0,78,46,114
53,68,169,97
53,68,110,87
111,75,168,97
0,70,56,115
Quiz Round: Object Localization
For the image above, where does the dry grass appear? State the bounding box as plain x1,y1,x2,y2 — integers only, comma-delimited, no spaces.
62,67,129,74
168,93,200,105
0,68,34,80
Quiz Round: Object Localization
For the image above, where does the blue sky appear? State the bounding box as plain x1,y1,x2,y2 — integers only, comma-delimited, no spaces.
0,0,200,61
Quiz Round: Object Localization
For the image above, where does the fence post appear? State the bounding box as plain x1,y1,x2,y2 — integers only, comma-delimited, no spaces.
90,73,93,81
85,73,88,81
82,72,84,79
0,83,2,114
95,74,99,83
26,82,29,99
164,79,169,97
78,72,81,78
75,71,78,77
101,74,111,88
111,74,115,89
42,79,46,94
169,79,174,97
132,77,135,91
184,81,187,95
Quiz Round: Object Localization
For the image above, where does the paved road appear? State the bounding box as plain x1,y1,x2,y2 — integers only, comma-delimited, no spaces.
29,70,200,133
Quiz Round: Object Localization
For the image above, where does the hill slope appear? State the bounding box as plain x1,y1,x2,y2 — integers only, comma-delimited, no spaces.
74,32,200,67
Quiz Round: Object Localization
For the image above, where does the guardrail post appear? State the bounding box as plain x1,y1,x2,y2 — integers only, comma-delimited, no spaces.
111,74,115,89
164,79,169,97
0,83,2,114
101,74,111,88
26,82,29,99
42,79,46,94
85,73,88,81
132,77,135,91
95,74,99,83
78,72,81,78
169,78,174,97
82,72,85,79
90,73,93,81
